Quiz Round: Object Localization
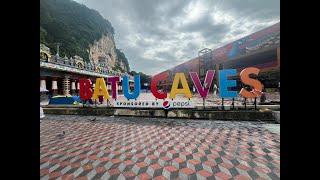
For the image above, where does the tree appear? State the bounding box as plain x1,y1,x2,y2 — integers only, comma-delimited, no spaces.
130,71,151,88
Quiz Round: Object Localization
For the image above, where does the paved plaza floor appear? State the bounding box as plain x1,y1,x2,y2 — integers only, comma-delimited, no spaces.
40,115,280,180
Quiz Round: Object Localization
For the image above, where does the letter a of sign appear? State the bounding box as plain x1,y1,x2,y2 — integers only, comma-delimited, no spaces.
79,79,93,100
169,73,192,99
92,78,110,101
189,70,215,98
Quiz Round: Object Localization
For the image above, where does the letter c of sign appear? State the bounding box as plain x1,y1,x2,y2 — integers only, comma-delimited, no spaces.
151,72,169,99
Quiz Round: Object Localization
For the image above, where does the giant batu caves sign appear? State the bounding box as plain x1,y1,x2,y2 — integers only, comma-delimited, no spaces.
79,67,263,108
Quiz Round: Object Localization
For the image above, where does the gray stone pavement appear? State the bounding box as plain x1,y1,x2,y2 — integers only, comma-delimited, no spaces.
41,115,280,135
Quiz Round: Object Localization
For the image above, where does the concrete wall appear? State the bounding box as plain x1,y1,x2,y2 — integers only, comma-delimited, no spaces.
272,111,280,123
43,107,279,122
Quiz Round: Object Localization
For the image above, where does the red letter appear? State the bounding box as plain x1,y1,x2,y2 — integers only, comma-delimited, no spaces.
151,72,169,99
79,79,92,100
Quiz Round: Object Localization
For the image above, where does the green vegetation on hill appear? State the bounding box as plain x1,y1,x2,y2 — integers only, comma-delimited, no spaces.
116,49,130,72
40,0,114,61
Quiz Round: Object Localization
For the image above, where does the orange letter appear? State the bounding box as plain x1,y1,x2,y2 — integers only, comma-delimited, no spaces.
239,67,263,98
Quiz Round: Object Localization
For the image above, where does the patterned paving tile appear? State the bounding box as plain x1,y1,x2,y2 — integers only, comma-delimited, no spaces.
41,115,280,179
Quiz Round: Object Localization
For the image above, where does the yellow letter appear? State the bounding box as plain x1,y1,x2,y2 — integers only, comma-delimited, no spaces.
169,73,192,99
92,78,110,101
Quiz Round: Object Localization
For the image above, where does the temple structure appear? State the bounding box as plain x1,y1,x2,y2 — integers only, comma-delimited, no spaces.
40,44,133,96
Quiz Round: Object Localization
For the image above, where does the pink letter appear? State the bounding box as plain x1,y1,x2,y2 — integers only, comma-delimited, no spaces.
189,70,215,98
107,76,120,99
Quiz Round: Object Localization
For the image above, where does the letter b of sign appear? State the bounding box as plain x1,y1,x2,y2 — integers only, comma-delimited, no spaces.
79,79,93,100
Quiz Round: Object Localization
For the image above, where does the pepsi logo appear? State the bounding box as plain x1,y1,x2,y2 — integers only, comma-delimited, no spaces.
163,101,170,109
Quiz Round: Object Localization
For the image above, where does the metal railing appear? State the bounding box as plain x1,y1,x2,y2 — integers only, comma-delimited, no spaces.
40,58,126,77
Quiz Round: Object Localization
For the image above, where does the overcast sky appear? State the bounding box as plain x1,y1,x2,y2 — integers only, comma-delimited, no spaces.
74,0,279,75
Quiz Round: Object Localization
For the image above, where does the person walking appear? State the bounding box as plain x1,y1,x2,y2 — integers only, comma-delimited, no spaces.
259,86,266,104
213,83,217,97
40,106,45,120
98,96,103,104
192,86,196,94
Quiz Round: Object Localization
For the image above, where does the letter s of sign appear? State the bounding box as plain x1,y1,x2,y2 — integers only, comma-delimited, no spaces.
239,67,263,98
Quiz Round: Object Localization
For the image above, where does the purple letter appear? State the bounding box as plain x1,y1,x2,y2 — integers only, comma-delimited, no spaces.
108,76,120,99
189,70,215,98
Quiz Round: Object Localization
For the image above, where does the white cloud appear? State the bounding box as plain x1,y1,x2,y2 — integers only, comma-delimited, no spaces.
73,0,279,75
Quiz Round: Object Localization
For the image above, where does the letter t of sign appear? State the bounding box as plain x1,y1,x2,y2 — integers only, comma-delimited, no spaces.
108,76,120,99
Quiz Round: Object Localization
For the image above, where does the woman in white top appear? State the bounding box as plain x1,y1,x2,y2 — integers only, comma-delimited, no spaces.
213,84,217,97
192,86,196,94
40,107,45,119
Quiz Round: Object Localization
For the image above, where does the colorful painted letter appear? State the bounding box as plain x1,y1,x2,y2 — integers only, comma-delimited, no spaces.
219,69,237,98
79,79,93,100
169,73,192,99
123,75,141,100
239,67,263,98
189,70,215,98
151,72,169,99
92,78,110,101
108,76,120,99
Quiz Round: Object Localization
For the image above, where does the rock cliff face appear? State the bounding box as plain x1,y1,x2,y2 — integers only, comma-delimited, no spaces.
40,0,130,73
89,34,117,69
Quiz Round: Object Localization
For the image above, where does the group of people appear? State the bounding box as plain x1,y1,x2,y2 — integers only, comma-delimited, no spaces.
191,83,271,104
192,83,219,96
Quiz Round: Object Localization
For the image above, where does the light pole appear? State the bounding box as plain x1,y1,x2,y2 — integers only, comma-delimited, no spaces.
198,48,213,109
198,48,212,79
144,83,149,93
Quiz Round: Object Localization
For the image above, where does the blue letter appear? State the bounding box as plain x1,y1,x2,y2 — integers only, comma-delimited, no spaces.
219,69,237,98
123,75,141,99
